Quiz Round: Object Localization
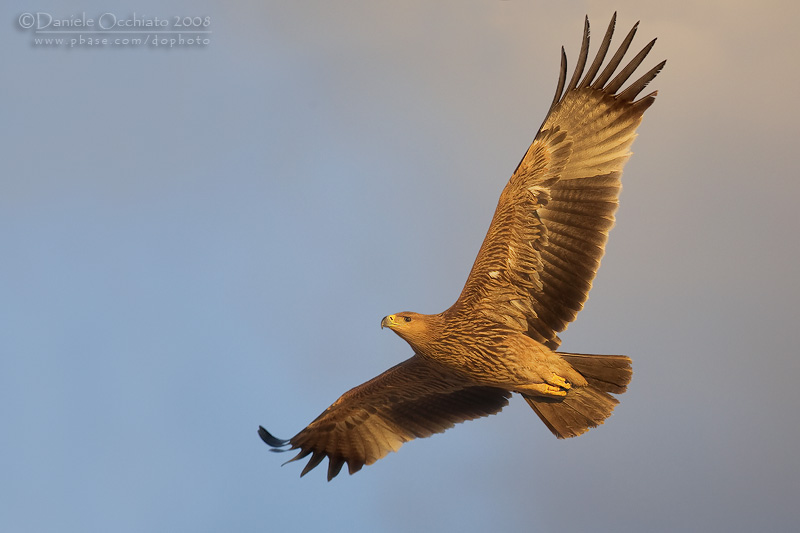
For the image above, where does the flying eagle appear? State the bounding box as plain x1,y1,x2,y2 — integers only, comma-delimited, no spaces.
260,14,665,480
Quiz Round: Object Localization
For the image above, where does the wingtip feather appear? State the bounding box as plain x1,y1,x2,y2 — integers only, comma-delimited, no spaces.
258,426,290,448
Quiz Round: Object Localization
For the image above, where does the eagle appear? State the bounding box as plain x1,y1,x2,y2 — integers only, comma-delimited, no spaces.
259,14,665,480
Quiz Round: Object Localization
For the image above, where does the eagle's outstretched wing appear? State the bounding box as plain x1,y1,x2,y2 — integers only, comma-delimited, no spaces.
452,14,665,348
260,355,510,480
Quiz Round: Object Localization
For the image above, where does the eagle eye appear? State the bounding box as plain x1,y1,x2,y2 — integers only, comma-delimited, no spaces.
403,316,412,323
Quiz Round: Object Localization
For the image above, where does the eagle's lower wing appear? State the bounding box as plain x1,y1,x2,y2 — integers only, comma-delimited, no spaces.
453,14,665,348
260,354,511,480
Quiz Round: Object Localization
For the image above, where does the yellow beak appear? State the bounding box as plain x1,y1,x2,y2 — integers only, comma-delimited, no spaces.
381,315,396,329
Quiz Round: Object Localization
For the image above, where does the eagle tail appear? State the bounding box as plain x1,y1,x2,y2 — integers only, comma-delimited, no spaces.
524,353,631,439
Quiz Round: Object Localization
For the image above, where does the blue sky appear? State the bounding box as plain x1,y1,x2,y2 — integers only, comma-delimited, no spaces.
2,1,799,532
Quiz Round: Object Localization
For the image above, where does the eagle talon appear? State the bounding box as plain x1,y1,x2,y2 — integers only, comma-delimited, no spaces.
542,385,567,397
518,382,568,397
548,374,571,390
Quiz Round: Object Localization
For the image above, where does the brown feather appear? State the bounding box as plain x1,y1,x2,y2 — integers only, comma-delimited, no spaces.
525,385,620,439
262,355,511,480
452,16,665,347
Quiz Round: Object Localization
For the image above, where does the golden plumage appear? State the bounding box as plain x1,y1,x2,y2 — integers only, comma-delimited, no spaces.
260,14,665,480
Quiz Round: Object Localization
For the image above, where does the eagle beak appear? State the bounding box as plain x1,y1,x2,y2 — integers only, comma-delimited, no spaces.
381,315,395,329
